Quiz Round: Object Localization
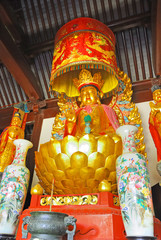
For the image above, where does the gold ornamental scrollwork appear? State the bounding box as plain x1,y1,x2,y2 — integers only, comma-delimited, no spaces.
40,194,98,206
110,68,146,157
113,196,120,207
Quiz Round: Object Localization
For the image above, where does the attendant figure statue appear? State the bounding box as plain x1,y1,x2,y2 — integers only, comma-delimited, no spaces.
0,103,29,173
149,83,161,179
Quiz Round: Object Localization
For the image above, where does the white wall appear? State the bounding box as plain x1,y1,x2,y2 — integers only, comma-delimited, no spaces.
31,118,55,189
31,101,161,188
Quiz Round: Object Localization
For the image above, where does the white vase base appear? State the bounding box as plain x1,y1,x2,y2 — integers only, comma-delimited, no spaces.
0,234,15,239
126,236,156,240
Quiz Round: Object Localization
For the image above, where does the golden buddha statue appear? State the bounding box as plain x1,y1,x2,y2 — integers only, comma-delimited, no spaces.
0,104,28,172
62,70,120,138
149,84,161,179
35,69,122,195
34,18,146,196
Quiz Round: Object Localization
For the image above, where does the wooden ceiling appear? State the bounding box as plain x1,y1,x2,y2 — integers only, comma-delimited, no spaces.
0,0,161,114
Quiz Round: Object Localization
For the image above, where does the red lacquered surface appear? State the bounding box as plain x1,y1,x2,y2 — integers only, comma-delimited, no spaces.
16,192,161,240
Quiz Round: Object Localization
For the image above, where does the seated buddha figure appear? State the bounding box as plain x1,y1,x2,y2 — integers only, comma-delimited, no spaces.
0,111,25,173
63,69,120,138
35,69,122,195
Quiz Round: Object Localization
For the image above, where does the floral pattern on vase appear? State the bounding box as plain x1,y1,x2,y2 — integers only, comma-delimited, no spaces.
116,125,154,237
0,139,33,235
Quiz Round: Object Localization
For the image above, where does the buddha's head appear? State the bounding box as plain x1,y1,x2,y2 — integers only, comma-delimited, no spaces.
151,79,161,103
153,89,161,103
73,69,104,107
11,111,22,127
79,85,100,107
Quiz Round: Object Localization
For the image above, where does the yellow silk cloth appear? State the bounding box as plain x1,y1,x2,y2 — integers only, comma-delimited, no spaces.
50,69,118,97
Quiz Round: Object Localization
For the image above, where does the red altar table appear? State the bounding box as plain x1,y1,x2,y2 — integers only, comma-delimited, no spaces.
16,192,161,240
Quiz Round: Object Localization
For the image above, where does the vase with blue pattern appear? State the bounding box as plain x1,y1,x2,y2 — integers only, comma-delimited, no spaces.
116,125,154,239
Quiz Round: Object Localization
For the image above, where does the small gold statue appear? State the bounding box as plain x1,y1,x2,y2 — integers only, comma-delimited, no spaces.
149,87,161,162
0,103,29,172
53,69,120,139
149,83,161,180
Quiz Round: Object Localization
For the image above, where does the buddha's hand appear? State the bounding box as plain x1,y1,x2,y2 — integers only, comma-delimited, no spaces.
65,107,76,123
63,107,77,135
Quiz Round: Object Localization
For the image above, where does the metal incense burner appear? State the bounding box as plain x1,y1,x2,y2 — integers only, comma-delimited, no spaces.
22,211,77,240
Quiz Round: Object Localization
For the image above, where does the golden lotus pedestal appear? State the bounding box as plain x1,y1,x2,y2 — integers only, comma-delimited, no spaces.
16,192,161,240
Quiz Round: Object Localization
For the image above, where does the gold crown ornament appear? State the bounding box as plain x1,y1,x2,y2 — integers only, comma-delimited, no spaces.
73,69,104,91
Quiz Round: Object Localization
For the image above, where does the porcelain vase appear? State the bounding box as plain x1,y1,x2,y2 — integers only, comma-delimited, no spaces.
0,139,33,235
116,125,154,239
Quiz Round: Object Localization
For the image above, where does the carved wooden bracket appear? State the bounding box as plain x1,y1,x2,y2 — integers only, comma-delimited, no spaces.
27,99,46,113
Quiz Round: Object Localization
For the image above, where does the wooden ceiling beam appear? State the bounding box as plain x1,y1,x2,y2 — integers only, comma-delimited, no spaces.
151,0,161,77
0,0,22,44
109,12,151,32
0,107,14,129
0,20,44,101
132,79,153,103
24,40,54,58
0,98,59,130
